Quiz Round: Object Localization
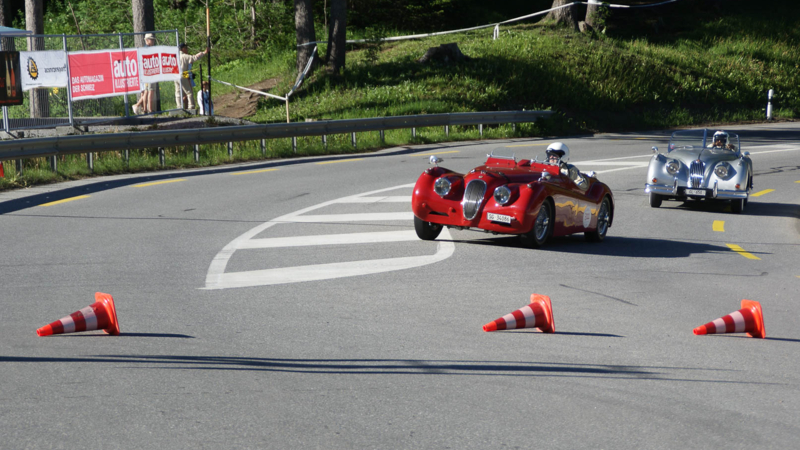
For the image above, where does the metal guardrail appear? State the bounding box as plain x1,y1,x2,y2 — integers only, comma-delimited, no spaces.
0,110,553,162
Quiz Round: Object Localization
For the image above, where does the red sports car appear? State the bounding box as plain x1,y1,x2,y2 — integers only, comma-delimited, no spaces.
411,148,614,247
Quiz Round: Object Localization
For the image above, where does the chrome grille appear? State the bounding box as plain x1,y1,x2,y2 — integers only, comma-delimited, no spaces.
689,160,705,188
462,179,487,220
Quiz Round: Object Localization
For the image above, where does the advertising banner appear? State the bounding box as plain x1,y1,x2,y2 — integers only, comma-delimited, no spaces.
0,51,23,106
138,45,180,83
68,49,141,100
19,50,69,91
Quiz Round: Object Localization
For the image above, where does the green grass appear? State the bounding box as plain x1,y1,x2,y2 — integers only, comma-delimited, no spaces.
2,2,798,191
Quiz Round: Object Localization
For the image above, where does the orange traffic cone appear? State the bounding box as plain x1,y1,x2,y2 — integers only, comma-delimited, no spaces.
693,299,765,338
483,294,555,333
37,292,120,336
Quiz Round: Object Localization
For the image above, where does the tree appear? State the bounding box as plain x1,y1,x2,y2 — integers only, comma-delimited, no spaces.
545,0,578,29
26,0,49,118
325,0,345,74
132,0,155,47
0,0,15,51
584,0,601,30
294,0,316,77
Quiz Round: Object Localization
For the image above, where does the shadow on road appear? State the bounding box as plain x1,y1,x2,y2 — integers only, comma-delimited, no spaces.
451,235,737,259
1,354,774,383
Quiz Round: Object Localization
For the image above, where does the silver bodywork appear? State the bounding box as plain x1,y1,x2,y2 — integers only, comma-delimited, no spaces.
645,129,753,206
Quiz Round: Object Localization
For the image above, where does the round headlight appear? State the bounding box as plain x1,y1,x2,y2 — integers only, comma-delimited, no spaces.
714,164,729,178
493,186,512,205
666,160,680,175
434,177,451,197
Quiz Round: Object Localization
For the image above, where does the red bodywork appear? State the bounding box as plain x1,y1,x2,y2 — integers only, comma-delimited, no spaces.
412,156,614,237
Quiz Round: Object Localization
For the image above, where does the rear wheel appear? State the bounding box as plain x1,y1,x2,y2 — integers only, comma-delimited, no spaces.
414,216,443,240
585,197,611,242
649,192,663,208
520,201,553,249
731,198,745,214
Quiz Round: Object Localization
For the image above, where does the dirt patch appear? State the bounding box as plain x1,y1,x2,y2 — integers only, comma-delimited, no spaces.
214,78,280,119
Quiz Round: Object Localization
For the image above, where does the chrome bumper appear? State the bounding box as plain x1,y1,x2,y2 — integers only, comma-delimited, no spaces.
645,182,748,199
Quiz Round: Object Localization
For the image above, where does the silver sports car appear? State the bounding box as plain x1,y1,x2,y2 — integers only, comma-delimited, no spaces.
645,129,753,213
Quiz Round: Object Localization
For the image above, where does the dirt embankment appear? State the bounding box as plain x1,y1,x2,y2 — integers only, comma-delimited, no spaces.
214,78,280,119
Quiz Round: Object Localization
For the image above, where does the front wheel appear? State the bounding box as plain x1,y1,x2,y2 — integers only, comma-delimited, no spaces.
520,201,553,249
585,197,611,243
414,216,443,240
649,192,663,208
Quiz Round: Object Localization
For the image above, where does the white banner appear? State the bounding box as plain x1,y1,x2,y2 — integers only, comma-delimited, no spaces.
20,50,69,91
138,45,181,83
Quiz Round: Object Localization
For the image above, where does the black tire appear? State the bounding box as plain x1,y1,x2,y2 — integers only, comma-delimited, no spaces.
731,198,745,214
585,197,611,243
414,216,443,240
649,192,663,208
520,201,553,249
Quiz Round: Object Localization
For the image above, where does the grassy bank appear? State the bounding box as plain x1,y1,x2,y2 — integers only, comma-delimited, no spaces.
2,1,798,191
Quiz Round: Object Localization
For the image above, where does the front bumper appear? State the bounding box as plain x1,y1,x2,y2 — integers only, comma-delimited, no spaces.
645,182,748,199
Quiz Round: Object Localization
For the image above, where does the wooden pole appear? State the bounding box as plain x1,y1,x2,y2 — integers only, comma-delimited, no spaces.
206,3,212,115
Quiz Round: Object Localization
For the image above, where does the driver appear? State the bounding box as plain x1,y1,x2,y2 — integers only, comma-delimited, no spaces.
711,131,736,150
546,142,587,187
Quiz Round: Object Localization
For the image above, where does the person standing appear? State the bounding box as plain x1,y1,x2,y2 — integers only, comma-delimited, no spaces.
133,33,157,114
175,43,208,111
197,80,213,116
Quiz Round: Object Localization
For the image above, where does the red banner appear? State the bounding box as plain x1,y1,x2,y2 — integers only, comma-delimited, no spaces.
69,50,141,100
137,46,180,83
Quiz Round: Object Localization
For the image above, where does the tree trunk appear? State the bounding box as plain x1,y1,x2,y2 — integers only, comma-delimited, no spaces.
585,1,601,29
325,0,346,74
132,0,155,47
545,0,578,29
294,0,316,77
0,0,15,51
26,0,48,118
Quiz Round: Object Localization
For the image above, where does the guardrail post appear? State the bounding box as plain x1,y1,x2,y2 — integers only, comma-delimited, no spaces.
125,149,129,164
16,159,22,175
49,155,57,172
260,139,266,156
322,135,327,150
412,128,416,139
351,132,357,149
227,142,233,158
445,125,449,137
379,130,385,143
87,153,93,171
194,144,200,162
159,147,165,167
292,137,297,153
512,123,516,132
479,124,483,138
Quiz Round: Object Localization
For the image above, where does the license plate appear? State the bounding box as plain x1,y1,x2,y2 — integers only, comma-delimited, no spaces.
685,189,706,197
487,212,512,224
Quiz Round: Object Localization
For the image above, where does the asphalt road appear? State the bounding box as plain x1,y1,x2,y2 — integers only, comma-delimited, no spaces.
2,122,799,449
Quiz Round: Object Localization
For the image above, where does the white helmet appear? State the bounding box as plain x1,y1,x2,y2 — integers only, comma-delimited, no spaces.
713,130,728,145
546,142,570,163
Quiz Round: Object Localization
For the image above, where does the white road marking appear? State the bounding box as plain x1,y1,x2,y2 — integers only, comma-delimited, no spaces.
204,184,454,289
209,245,454,289
238,230,420,249
277,212,413,223
336,196,411,203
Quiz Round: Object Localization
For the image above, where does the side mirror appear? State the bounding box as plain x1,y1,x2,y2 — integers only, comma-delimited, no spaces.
429,156,443,166
585,171,596,178
652,146,659,154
